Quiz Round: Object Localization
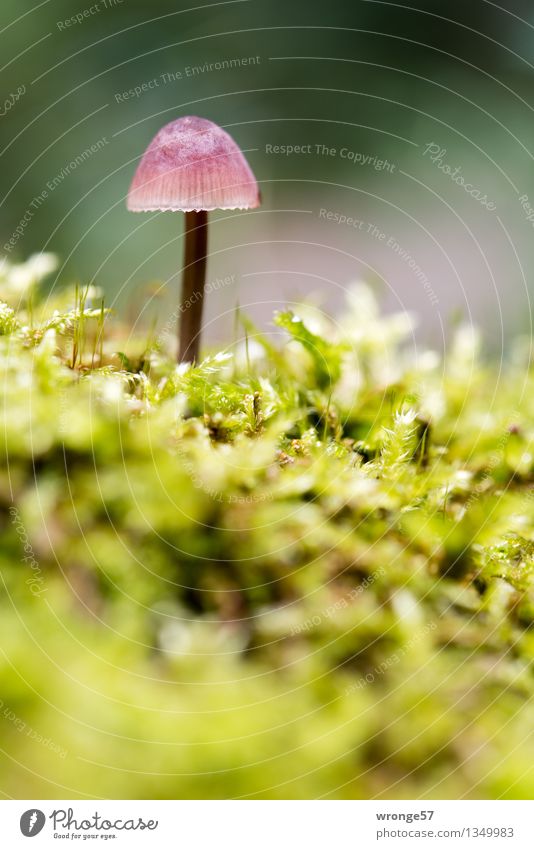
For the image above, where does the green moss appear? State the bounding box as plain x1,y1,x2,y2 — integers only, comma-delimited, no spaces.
0,255,533,799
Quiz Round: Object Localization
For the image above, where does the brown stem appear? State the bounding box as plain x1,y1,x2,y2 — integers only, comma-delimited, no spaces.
178,209,208,363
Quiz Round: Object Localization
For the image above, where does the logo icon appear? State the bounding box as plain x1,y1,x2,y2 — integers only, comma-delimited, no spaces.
20,810,46,837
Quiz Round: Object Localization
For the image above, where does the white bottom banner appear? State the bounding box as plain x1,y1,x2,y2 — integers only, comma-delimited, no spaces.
0,800,532,847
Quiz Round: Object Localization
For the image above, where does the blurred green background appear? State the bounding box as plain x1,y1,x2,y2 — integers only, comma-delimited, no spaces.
1,0,534,348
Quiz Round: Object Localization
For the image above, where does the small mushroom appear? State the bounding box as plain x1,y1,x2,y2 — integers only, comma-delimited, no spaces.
127,116,260,363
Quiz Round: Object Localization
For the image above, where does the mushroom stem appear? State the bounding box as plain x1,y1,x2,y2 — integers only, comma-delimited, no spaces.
178,209,208,363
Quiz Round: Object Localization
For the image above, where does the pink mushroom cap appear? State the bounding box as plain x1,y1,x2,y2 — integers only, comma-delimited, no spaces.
127,116,260,212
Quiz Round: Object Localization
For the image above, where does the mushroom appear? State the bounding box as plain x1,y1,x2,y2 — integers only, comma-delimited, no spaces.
127,116,260,363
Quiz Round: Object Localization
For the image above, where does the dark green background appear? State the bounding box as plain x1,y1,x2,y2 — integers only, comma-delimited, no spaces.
1,0,533,346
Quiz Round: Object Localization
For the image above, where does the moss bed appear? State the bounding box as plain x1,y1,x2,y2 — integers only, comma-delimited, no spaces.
0,255,533,799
